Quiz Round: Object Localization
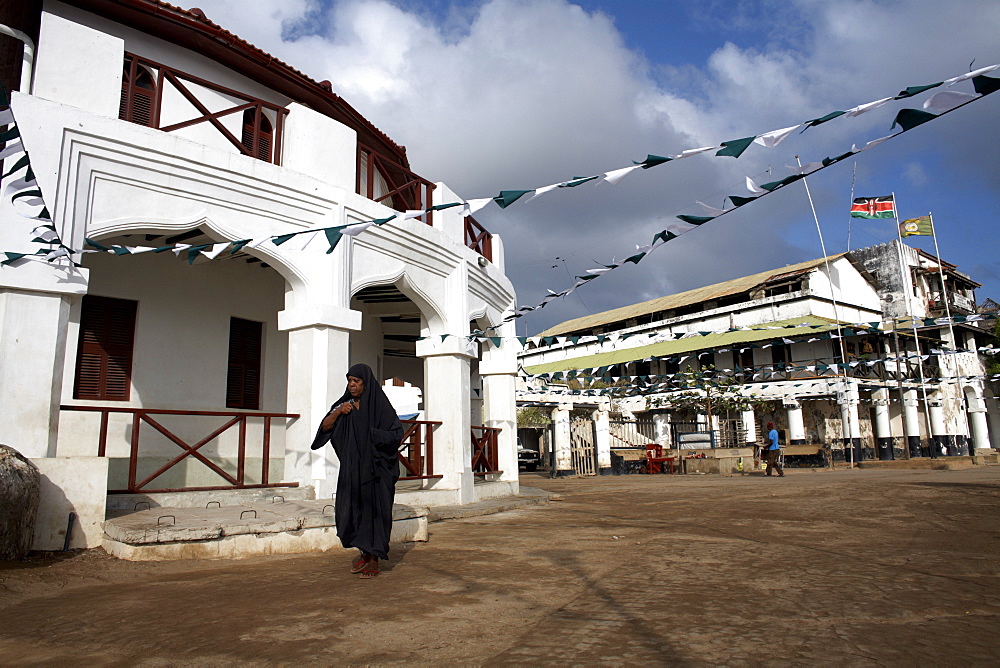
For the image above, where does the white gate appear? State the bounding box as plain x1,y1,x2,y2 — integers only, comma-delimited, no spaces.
570,417,596,476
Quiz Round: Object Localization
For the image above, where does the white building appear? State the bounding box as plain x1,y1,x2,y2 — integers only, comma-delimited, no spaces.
519,243,998,475
0,0,519,549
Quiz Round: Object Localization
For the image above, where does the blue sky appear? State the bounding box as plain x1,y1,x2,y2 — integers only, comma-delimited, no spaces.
197,0,1000,334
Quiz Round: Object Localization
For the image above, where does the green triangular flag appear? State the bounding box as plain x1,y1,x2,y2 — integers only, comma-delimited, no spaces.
676,215,713,225
729,195,757,207
272,233,297,246
186,243,213,264
895,82,942,99
488,336,502,347
324,227,343,254
892,108,937,131
229,239,251,255
716,136,755,158
623,252,646,265
651,230,677,244
805,110,846,127
1,252,27,266
0,125,19,143
84,237,110,251
636,154,672,169
431,202,463,211
972,75,1000,96
493,190,532,208
11,188,41,202
822,150,855,167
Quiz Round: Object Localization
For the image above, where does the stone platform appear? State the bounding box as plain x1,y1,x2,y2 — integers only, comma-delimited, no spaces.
103,500,427,561
101,486,554,561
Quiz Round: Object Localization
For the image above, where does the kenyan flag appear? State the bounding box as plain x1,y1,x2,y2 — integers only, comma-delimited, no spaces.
850,196,895,219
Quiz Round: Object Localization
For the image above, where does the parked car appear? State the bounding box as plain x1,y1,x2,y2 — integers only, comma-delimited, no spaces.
517,439,540,471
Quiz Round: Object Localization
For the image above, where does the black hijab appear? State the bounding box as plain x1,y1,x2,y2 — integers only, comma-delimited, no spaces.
310,363,402,484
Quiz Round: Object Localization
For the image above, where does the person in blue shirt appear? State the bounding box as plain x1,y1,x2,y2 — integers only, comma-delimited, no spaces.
765,422,784,477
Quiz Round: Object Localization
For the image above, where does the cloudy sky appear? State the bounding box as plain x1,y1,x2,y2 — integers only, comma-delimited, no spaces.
195,0,1000,335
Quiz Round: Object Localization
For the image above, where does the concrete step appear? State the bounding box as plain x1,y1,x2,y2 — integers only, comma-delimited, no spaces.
105,486,316,513
103,500,427,561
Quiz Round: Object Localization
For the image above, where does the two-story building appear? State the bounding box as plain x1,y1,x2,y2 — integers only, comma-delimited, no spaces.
0,0,519,549
518,241,998,475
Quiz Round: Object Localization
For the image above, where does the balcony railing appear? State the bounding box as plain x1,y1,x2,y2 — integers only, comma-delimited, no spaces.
927,291,977,315
464,216,493,262
357,144,435,224
470,425,502,475
61,405,299,493
398,419,443,480
121,53,288,165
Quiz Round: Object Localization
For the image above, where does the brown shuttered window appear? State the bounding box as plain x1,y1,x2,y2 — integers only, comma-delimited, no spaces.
226,318,263,409
120,56,156,127
241,108,273,162
74,296,138,401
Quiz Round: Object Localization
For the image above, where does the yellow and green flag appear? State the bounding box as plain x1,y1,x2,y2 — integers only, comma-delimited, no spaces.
899,215,933,237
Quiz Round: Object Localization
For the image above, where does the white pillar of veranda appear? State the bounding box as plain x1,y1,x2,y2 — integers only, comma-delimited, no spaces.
551,403,573,476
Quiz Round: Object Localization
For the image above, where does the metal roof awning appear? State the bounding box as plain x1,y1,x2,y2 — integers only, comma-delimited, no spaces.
525,316,842,374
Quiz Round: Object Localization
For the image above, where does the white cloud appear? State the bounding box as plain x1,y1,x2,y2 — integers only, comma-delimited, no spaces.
191,0,1000,332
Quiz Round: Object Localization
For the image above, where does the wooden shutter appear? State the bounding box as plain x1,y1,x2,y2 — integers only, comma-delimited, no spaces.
241,108,273,162
120,57,156,127
74,296,137,401
226,318,263,409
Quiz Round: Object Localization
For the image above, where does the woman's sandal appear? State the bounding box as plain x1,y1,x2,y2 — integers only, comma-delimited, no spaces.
350,554,369,574
359,559,380,579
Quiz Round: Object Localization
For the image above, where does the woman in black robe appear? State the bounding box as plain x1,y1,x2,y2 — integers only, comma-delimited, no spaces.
311,363,402,578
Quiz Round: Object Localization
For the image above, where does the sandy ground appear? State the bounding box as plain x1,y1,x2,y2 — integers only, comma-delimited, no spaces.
1,466,999,666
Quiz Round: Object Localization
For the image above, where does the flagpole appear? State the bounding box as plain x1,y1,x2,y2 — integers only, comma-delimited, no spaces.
847,161,857,252
798,157,852,467
928,212,963,450
893,192,935,455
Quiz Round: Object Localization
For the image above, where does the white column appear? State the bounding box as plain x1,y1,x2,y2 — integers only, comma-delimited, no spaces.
481,362,518,485
929,400,947,457
785,401,805,444
653,413,672,447
551,403,573,476
0,268,88,458
903,389,922,457
966,394,992,454
741,409,757,445
593,404,612,475
418,336,476,504
872,389,894,460
279,306,360,499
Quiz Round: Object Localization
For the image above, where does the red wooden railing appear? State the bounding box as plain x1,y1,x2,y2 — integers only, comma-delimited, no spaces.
464,216,493,262
357,143,435,224
121,53,288,165
61,405,298,493
471,425,502,476
398,419,443,480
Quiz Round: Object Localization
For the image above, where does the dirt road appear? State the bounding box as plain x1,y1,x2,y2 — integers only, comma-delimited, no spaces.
2,467,999,666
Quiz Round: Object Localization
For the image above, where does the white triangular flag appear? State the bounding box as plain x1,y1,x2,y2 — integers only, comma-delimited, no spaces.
202,243,230,260
746,177,765,194
844,97,893,117
602,165,642,185
342,222,373,237
670,146,717,160
944,64,1000,86
923,91,978,113
461,198,493,218
695,201,726,216
525,183,561,203
753,124,800,148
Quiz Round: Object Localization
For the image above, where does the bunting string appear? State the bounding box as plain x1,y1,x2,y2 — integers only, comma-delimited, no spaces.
2,66,999,334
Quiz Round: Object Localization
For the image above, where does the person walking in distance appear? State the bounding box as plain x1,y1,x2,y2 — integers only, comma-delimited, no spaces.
765,421,783,477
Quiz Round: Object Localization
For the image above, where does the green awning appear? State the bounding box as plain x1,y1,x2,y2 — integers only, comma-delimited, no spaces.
525,316,842,375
